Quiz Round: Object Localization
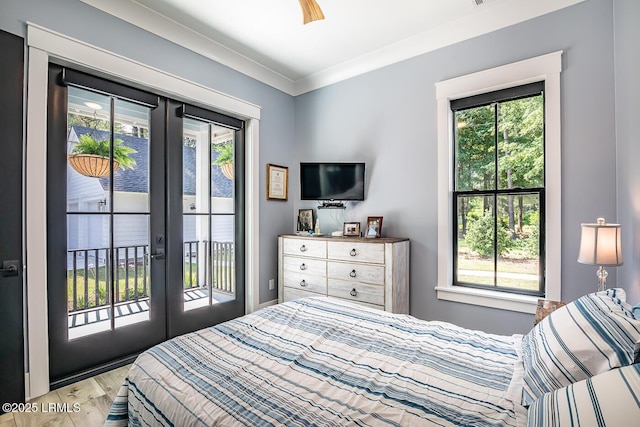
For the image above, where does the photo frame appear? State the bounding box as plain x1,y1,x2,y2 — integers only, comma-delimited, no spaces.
297,209,314,232
365,216,383,238
343,222,361,237
266,163,288,200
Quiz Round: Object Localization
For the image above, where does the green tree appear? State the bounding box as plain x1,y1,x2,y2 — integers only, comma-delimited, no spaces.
497,96,543,236
455,105,495,234
456,95,543,244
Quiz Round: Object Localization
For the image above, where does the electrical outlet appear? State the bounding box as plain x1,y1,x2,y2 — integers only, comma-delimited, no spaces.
268,279,275,290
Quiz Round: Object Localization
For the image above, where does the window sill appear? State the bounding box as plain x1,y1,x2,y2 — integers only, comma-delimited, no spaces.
435,286,539,314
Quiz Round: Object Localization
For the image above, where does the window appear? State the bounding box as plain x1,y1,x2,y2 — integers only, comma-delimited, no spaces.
452,82,544,296
435,52,562,314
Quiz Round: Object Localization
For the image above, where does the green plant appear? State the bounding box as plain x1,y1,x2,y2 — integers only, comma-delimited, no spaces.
212,141,233,165
466,210,513,257
70,134,137,170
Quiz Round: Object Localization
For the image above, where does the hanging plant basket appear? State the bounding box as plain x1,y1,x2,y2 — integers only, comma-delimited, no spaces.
220,162,234,180
68,154,118,178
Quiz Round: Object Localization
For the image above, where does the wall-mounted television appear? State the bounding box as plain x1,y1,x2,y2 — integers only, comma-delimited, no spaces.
300,162,365,201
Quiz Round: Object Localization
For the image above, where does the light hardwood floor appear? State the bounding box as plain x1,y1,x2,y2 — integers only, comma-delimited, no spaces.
0,365,131,427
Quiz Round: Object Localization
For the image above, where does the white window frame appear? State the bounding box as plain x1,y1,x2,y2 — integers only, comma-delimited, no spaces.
434,51,562,314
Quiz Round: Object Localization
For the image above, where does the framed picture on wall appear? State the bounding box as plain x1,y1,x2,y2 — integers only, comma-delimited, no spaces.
297,209,314,232
343,222,361,237
266,163,288,200
365,216,383,238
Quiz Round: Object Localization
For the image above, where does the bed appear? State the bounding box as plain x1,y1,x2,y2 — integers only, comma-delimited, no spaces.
105,289,640,426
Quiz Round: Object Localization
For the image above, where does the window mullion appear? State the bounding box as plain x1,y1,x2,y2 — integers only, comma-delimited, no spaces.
493,103,499,289
109,96,116,331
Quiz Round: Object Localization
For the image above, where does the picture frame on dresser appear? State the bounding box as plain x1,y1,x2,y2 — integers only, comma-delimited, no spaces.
343,222,361,237
365,216,383,238
297,209,314,232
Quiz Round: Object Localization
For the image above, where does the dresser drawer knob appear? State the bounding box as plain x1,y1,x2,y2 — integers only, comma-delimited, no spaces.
350,288,357,297
300,280,307,287
350,248,357,256
300,245,307,252
349,269,357,278
300,263,307,270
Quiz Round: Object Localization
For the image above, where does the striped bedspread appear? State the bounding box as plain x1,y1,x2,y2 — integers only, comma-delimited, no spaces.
105,297,527,426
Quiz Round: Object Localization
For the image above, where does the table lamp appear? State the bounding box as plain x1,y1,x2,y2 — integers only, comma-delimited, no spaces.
577,218,623,292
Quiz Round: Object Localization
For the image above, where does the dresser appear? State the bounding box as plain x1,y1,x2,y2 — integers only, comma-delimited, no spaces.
278,235,409,313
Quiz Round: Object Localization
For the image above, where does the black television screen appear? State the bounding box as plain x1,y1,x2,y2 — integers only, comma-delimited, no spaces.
300,162,365,201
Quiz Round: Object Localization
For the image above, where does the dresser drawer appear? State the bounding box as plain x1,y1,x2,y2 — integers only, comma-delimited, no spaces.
283,271,327,294
327,261,385,285
328,279,384,306
283,238,326,258
328,241,385,264
283,256,326,276
283,287,323,303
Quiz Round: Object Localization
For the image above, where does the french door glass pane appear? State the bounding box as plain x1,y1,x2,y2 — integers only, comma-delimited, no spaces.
113,215,150,328
66,214,111,340
211,128,235,214
182,118,236,312
113,98,150,213
66,86,152,338
67,88,111,213
212,215,236,301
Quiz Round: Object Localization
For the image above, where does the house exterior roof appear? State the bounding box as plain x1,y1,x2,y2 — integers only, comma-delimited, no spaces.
71,126,233,197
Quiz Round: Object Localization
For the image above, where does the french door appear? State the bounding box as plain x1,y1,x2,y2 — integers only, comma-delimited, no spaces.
47,65,245,386
166,102,245,337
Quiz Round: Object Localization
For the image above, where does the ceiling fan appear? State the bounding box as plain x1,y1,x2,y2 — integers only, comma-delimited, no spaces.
298,0,325,24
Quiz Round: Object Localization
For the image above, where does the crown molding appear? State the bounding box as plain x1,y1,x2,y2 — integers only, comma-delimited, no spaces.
293,0,584,95
79,0,296,95
81,0,585,97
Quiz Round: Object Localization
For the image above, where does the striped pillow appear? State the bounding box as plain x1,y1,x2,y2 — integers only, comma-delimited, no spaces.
527,363,640,426
521,288,640,406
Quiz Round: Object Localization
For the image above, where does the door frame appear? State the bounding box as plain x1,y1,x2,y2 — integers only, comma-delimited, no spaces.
25,23,263,399
0,29,25,409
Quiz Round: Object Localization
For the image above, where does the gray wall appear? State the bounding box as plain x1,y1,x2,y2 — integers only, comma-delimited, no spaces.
0,0,296,304
294,0,621,335
615,0,640,305
2,0,634,333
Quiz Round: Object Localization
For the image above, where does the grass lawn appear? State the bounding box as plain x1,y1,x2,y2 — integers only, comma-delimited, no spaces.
67,265,149,311
457,241,539,291
67,262,235,310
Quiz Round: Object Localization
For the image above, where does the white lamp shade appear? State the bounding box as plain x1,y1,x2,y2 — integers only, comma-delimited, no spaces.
577,219,623,266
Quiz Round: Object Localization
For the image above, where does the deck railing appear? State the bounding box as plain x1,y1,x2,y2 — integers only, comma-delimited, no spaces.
67,241,235,314
184,240,235,294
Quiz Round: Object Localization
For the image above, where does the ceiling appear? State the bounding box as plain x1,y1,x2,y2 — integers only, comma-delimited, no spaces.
80,0,584,95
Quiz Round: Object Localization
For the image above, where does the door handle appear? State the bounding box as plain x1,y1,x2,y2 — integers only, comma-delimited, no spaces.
1,260,20,277
150,248,165,260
